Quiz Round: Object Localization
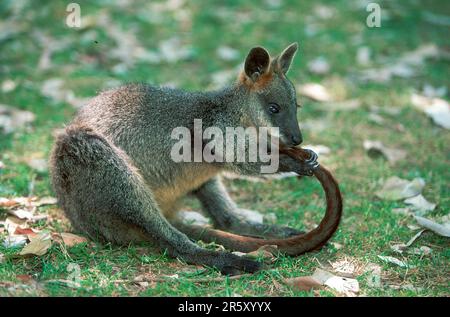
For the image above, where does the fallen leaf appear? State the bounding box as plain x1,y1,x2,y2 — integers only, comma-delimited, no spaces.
312,268,359,295
360,44,439,82
411,94,450,129
414,216,450,237
297,83,332,102
2,79,16,93
376,176,425,201
58,233,88,247
404,195,436,215
216,46,239,61
356,46,371,66
285,276,323,291
6,208,34,220
408,246,432,256
0,197,19,208
16,274,33,282
319,99,362,112
363,140,407,164
330,259,356,275
19,232,52,256
32,196,57,207
377,255,411,268
2,235,28,248
3,216,27,235
368,112,385,125
390,229,426,254
0,104,35,134
24,158,48,173
307,56,330,75
392,207,412,216
422,84,447,98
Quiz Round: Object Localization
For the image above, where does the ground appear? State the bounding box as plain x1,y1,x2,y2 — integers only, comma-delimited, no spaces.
0,0,449,296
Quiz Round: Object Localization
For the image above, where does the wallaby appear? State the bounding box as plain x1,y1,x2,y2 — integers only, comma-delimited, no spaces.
49,43,319,275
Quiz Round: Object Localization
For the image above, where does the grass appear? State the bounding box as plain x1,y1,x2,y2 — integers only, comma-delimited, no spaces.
0,0,449,296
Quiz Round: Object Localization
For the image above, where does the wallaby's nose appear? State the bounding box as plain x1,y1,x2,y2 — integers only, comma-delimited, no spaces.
291,134,302,146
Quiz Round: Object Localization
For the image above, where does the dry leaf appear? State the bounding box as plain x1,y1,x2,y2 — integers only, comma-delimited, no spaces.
411,94,450,129
330,259,355,275
0,104,35,134
2,79,16,93
360,44,439,82
285,276,323,291
363,140,407,164
319,99,362,112
216,46,239,61
312,268,359,295
408,246,432,256
356,46,371,66
19,232,52,256
59,233,88,247
6,208,34,220
3,216,27,235
414,216,450,237
391,229,425,254
376,177,425,201
297,83,332,102
307,56,330,75
24,158,48,173
377,255,411,268
404,195,436,215
422,84,447,98
2,235,28,248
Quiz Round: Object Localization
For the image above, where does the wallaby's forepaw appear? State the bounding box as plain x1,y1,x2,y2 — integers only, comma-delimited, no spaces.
279,149,319,176
216,253,262,275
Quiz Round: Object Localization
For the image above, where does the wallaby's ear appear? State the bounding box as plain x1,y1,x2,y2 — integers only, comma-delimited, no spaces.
244,46,271,82
274,42,298,74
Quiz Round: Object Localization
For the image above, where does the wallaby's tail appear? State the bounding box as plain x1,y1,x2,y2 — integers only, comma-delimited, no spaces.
175,148,343,256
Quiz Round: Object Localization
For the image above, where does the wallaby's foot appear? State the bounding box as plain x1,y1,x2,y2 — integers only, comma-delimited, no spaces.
176,248,262,275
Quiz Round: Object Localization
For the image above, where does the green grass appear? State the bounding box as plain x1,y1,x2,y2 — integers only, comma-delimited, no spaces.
0,0,449,296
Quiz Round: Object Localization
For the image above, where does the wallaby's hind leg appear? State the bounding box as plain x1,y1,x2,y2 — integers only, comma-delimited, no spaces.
50,125,261,275
193,177,303,239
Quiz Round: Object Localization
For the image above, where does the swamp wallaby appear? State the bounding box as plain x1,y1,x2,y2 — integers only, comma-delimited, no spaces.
50,43,318,274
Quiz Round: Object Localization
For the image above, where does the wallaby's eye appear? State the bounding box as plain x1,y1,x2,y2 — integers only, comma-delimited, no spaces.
268,103,280,114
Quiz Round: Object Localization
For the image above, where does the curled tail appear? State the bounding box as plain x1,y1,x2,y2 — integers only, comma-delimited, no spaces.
175,148,343,256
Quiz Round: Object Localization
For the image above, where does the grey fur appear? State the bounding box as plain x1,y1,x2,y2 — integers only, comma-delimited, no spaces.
49,43,306,274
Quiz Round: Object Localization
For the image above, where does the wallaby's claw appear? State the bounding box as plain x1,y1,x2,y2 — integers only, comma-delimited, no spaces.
217,253,262,275
302,149,319,176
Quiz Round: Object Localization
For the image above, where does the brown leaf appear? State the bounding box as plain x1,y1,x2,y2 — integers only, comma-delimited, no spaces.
19,233,52,256
285,276,323,291
60,233,88,247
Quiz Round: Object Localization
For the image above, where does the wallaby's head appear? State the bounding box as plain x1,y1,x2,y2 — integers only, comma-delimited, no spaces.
238,43,302,147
